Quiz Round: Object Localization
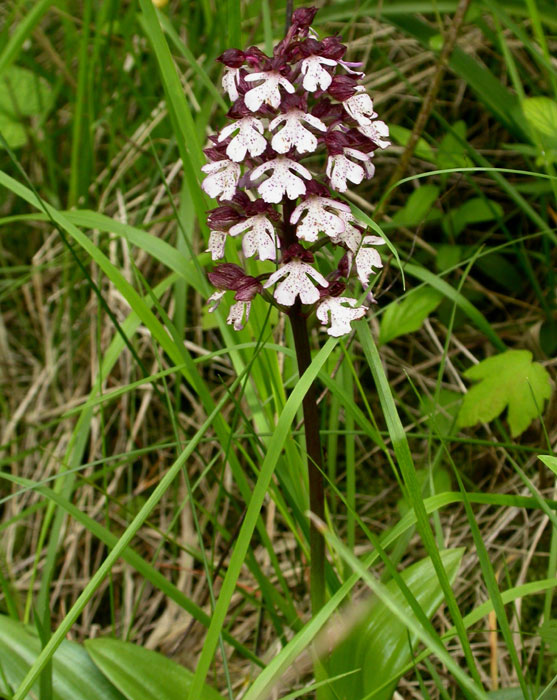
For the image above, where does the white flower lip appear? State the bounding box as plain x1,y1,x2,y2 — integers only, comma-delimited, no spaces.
251,157,312,203
229,214,280,261
290,196,350,242
263,260,328,306
201,159,241,200
343,88,377,126
300,55,337,92
269,110,326,155
244,71,295,111
316,296,368,336
227,300,251,330
222,66,241,101
354,235,385,287
206,230,227,260
218,117,267,162
357,119,391,149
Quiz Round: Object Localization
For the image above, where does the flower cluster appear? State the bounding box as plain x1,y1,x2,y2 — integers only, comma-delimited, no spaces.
202,6,389,337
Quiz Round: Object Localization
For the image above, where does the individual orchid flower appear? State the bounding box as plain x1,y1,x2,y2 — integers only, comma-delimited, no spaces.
357,119,391,149
300,55,338,92
326,149,371,192
316,295,368,337
218,116,267,162
331,210,364,252
354,235,385,287
229,214,280,261
291,195,350,242
251,157,312,203
343,87,377,126
244,71,295,111
264,258,329,306
201,159,241,200
269,110,326,154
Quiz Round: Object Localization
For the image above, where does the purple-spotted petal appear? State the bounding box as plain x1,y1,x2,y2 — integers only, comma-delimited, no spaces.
355,235,384,287
300,55,337,92
201,159,241,200
244,71,295,111
263,260,328,306
227,301,251,330
229,214,280,261
291,196,350,242
218,116,267,162
316,296,368,336
251,157,312,203
207,230,227,260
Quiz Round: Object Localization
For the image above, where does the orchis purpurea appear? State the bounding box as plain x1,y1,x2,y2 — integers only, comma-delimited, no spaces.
202,5,389,337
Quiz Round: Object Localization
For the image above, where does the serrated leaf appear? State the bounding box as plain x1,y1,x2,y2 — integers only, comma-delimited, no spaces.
389,124,435,162
539,455,557,478
85,638,223,700
458,350,552,437
391,184,440,227
0,64,54,118
328,549,464,700
0,615,124,700
379,287,443,345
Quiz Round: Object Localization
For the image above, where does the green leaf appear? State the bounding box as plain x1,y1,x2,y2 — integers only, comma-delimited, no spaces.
328,548,464,700
85,639,223,700
539,455,557,477
379,287,443,345
391,184,440,226
389,124,435,162
458,350,552,437
0,615,125,700
435,244,464,272
436,121,473,172
442,197,504,237
0,64,54,118
522,97,557,139
0,111,27,149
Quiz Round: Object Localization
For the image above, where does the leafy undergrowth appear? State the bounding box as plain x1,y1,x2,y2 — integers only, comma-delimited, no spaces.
0,1,556,699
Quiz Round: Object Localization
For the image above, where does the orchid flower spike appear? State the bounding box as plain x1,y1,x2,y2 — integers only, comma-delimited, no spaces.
202,7,390,337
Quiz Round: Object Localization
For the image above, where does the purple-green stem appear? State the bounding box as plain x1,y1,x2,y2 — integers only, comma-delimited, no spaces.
282,199,326,616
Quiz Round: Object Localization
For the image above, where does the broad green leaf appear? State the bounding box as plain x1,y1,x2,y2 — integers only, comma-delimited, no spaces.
435,244,463,272
379,287,443,345
391,184,440,226
442,197,504,237
436,121,473,172
85,639,223,700
475,253,523,293
0,111,27,149
522,97,557,139
328,548,464,700
389,124,435,162
0,615,124,700
458,350,552,437
0,64,54,118
539,455,557,477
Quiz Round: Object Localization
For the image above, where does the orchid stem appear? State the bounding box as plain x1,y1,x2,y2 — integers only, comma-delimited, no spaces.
283,199,326,616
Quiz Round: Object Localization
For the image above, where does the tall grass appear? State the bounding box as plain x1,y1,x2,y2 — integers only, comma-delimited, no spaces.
0,1,555,699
